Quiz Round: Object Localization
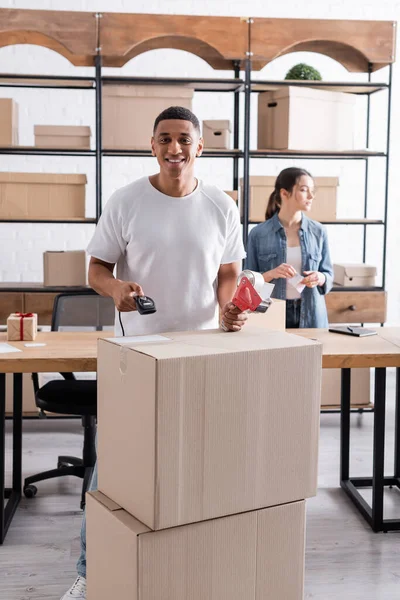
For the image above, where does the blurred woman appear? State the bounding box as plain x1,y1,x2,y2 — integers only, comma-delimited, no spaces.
245,167,333,328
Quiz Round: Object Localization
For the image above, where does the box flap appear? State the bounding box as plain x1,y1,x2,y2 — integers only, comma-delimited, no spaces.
203,120,231,132
88,491,150,534
34,125,91,136
335,263,377,277
103,84,194,99
89,490,121,512
43,250,86,255
0,172,87,185
105,326,320,360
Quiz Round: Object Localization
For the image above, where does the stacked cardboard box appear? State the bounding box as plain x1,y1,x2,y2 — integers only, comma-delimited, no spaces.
102,85,193,149
87,326,322,599
43,250,87,286
0,98,18,146
240,175,339,223
257,86,356,151
0,172,86,220
34,125,91,149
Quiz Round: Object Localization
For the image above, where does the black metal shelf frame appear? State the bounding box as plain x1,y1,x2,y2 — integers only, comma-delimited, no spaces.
0,28,393,287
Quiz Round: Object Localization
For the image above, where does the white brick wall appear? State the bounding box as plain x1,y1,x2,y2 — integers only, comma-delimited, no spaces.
1,0,400,322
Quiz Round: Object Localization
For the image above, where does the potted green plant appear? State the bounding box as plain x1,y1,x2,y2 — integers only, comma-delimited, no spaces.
285,63,322,81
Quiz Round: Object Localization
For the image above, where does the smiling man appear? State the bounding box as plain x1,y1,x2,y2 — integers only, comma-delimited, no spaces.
60,106,247,600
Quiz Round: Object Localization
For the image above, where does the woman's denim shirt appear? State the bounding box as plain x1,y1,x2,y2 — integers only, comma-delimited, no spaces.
245,212,333,328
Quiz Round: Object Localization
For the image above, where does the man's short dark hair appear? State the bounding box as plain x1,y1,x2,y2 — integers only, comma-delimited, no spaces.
153,106,200,134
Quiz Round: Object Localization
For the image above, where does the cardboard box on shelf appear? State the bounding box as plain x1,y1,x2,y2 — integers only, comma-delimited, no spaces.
97,326,321,530
87,491,306,600
224,190,238,203
34,125,91,149
0,98,18,146
334,263,377,287
202,120,231,149
102,85,193,149
240,176,339,222
321,368,370,407
0,172,86,220
257,86,356,151
43,250,87,286
7,312,37,341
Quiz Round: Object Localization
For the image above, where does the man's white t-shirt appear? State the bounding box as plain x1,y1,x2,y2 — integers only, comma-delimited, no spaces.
87,176,246,336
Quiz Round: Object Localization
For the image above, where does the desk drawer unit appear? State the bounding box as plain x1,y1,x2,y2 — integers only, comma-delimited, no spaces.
326,291,386,324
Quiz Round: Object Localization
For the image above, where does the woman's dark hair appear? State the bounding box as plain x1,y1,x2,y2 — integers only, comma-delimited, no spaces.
265,167,312,220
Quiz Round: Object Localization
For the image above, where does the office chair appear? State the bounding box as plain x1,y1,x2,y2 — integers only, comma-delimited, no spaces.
23,291,115,509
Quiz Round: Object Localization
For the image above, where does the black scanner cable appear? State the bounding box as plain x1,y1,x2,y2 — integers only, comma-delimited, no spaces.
118,295,157,337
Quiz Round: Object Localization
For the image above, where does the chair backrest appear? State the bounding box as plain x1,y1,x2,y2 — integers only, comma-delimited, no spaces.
51,292,115,332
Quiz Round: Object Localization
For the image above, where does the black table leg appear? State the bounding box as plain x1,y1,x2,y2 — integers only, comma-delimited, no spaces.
371,368,386,531
340,368,351,482
0,373,22,544
0,373,5,543
394,367,400,479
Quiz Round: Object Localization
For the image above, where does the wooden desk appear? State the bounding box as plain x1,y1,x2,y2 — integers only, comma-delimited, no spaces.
0,331,110,544
2,328,400,542
290,328,400,533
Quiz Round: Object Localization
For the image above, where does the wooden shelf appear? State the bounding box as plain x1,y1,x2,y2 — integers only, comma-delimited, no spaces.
251,79,388,95
248,219,383,226
103,148,242,158
250,18,396,72
250,149,386,158
0,218,96,224
251,80,388,95
331,286,384,292
0,74,95,88
0,146,95,156
102,76,244,92
323,219,384,224
321,402,374,412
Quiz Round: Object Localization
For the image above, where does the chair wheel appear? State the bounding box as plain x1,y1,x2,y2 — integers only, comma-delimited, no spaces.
24,485,37,498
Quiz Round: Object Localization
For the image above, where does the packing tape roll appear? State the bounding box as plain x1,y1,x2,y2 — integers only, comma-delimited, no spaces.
239,270,265,293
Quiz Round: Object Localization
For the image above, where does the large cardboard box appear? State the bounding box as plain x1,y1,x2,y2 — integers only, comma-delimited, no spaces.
240,175,338,222
87,491,306,600
257,86,356,151
203,119,231,149
43,250,87,286
321,368,370,407
334,263,377,287
0,172,86,220
34,125,91,149
98,326,321,530
0,98,18,146
247,298,286,330
103,85,193,149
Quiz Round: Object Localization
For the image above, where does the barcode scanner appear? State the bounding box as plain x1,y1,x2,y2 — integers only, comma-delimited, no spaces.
135,295,157,315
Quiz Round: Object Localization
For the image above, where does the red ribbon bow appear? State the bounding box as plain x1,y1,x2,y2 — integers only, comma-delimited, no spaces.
15,312,34,341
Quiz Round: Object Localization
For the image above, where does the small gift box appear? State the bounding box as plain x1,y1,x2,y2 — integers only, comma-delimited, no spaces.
7,312,38,342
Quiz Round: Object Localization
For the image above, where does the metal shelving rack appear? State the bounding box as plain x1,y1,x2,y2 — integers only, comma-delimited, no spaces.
0,67,245,224
0,20,393,299
240,63,393,295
